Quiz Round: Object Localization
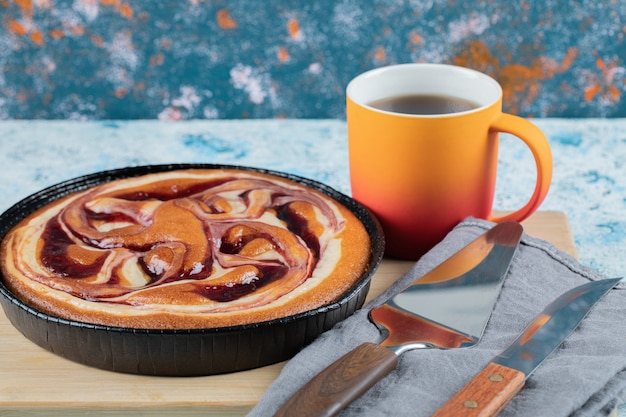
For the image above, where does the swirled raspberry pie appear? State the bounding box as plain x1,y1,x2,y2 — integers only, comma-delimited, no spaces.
1,169,371,329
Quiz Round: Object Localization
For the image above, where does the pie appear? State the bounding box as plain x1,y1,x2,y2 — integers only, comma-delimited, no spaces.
1,169,371,329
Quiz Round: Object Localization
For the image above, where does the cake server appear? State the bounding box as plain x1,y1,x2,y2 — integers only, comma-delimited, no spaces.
432,277,622,417
274,221,523,417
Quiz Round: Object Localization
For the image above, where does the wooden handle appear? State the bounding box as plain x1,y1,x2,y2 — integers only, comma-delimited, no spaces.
274,342,398,417
431,362,526,417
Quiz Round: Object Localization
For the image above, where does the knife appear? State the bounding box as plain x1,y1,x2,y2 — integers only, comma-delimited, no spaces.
432,277,622,417
274,221,523,417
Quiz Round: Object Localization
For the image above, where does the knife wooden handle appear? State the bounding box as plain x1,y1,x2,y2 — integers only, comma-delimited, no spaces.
431,362,526,417
274,342,398,417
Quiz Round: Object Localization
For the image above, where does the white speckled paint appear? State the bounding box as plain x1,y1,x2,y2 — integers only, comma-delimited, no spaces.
3,1,626,119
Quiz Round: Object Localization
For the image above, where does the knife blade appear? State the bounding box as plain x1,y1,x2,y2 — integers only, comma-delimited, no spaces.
274,221,523,417
432,277,622,417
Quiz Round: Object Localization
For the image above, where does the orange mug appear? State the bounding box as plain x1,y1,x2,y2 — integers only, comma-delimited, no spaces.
346,63,552,260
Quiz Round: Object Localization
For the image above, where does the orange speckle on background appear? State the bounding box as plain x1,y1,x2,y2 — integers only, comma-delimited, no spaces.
69,25,84,35
453,41,497,73
14,0,33,15
373,46,386,62
287,18,300,39
217,9,237,30
409,30,423,45
49,29,65,39
91,34,104,47
35,0,52,9
114,88,129,98
453,40,579,114
7,19,27,36
118,3,133,18
16,90,28,103
585,57,623,104
30,30,43,45
584,85,601,102
499,63,544,108
99,0,132,18
149,53,164,66
160,38,173,50
277,46,289,63
561,47,578,70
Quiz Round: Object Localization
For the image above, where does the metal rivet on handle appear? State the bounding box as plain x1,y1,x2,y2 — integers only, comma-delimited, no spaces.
489,374,504,382
463,400,478,409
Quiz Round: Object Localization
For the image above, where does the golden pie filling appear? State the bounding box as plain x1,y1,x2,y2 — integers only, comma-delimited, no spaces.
1,169,371,329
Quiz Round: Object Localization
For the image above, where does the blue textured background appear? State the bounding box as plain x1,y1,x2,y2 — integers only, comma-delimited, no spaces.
1,0,626,119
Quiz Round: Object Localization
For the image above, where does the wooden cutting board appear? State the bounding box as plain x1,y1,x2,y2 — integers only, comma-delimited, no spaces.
0,211,576,417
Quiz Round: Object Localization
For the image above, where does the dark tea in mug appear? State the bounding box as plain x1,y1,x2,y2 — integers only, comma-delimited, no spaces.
368,94,480,115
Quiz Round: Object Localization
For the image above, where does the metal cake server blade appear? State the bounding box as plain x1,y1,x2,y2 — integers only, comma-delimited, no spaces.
274,221,524,417
432,277,622,417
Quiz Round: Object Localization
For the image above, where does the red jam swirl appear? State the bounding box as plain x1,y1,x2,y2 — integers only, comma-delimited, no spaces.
27,173,344,307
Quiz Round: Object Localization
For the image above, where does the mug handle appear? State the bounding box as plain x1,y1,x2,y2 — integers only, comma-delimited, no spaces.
487,113,553,223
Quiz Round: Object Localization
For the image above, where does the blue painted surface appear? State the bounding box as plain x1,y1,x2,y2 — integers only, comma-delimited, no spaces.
1,0,626,119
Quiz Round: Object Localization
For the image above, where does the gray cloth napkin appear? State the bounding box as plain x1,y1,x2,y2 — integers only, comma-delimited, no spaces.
248,218,626,417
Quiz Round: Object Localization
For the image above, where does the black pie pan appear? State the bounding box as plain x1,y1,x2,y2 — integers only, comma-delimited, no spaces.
0,164,384,376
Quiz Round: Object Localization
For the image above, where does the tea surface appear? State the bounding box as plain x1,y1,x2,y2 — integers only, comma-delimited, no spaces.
368,94,480,115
